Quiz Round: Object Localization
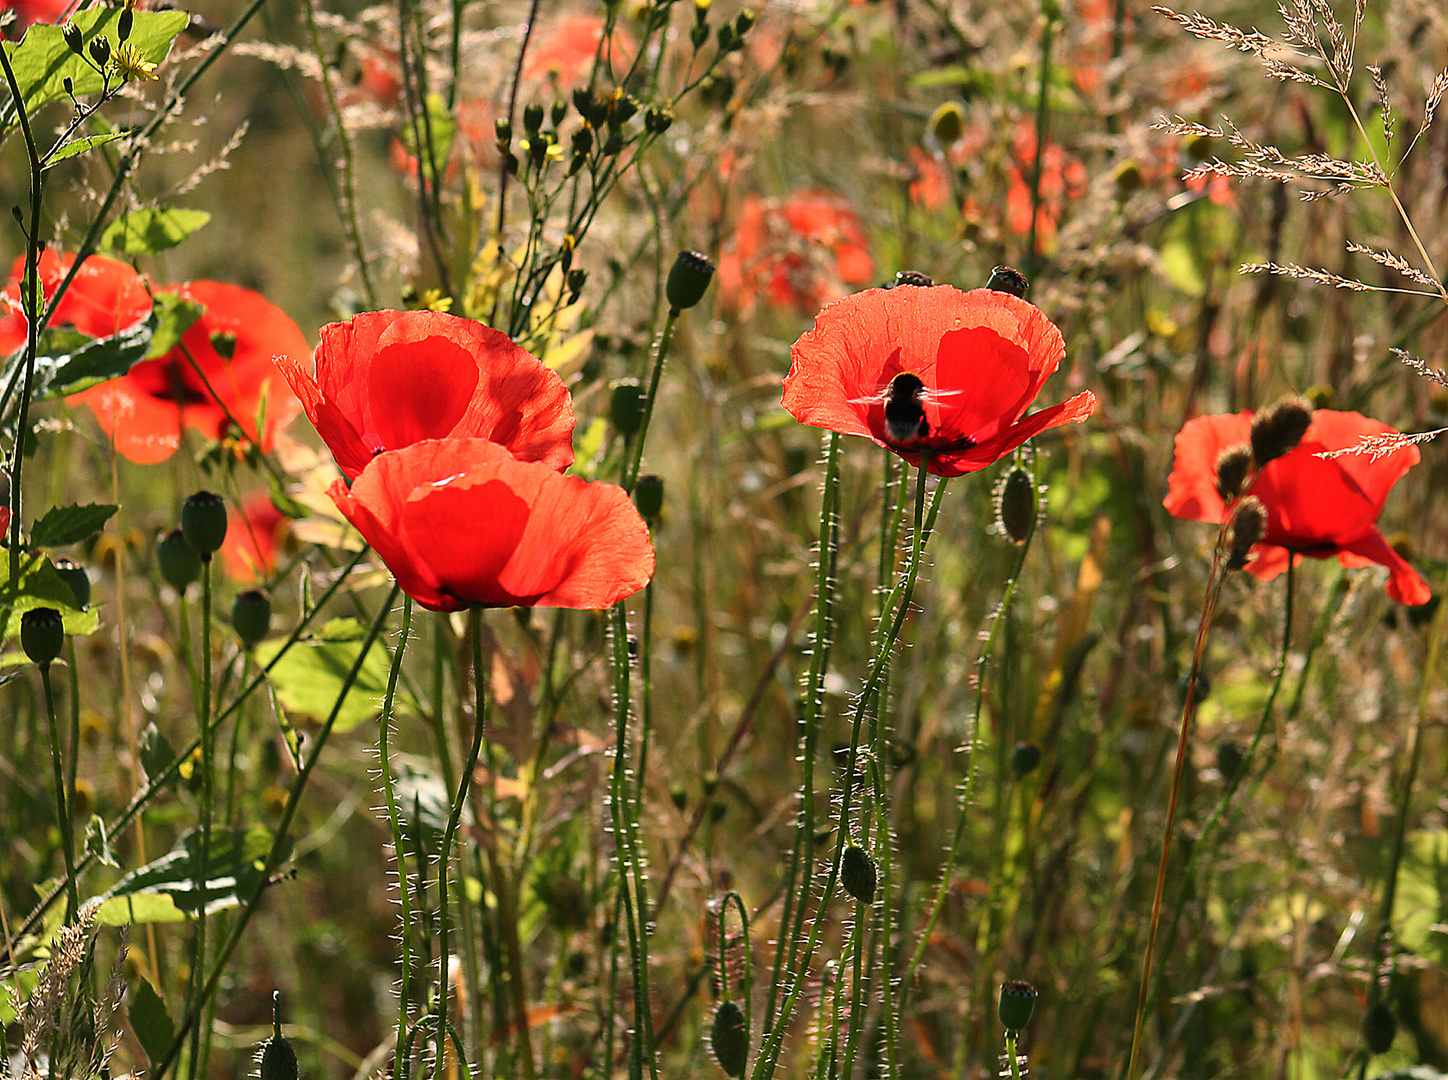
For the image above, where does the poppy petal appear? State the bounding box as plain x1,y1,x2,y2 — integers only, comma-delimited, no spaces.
1337,528,1432,606
1163,413,1251,524
928,390,1097,477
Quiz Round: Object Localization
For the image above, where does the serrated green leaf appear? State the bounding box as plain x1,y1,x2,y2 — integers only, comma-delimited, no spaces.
102,208,211,256
0,310,156,426
98,826,286,919
2,10,188,113
29,502,118,547
254,618,413,733
127,977,175,1064
144,292,204,360
0,551,99,639
44,130,125,167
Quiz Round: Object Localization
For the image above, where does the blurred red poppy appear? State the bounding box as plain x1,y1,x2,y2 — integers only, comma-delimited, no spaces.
220,492,289,583
0,250,152,353
523,14,634,85
72,281,305,464
277,309,574,479
1005,120,1087,252
1164,409,1431,605
330,438,653,611
782,285,1096,477
2,0,70,35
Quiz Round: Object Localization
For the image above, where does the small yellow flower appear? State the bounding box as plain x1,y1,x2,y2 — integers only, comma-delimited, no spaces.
111,42,158,82
419,288,453,312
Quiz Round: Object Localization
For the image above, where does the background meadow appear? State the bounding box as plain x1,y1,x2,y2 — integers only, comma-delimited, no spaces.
1,0,1446,1079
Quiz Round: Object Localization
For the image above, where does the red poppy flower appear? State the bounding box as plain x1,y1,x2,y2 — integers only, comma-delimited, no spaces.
220,492,289,583
522,14,634,85
1164,409,1431,605
71,281,305,464
277,309,574,479
781,284,1097,477
330,438,653,612
3,0,70,34
0,250,152,353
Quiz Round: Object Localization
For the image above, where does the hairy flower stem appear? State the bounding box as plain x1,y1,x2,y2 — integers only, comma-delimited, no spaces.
188,559,217,1080
377,598,416,1058
40,663,79,921
623,309,680,493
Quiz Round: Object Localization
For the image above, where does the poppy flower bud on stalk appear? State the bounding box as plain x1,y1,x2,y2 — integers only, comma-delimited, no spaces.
1011,743,1042,777
1249,396,1313,467
841,844,877,904
1214,444,1252,502
634,474,664,523
985,265,1029,298
1362,1001,1397,1055
996,466,1034,544
609,379,646,436
666,250,715,312
22,607,65,668
1225,496,1266,570
181,491,228,560
928,100,965,146
232,589,272,649
157,528,202,590
998,980,1037,1032
710,1000,748,1077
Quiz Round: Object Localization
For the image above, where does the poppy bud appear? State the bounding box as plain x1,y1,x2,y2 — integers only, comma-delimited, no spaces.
710,1000,748,1078
1225,496,1265,570
928,100,965,147
1249,396,1313,467
62,22,84,54
644,105,673,134
666,250,715,312
551,99,567,127
841,844,876,905
891,270,933,288
259,1028,298,1080
1011,743,1042,777
1215,741,1245,781
22,607,65,668
53,558,90,609
998,980,1037,1032
522,103,544,134
118,6,132,42
1362,1001,1396,1055
210,330,238,359
1112,159,1145,196
996,466,1034,544
985,265,1029,298
157,528,201,590
609,379,647,436
634,474,664,522
88,37,110,67
233,589,272,649
1175,670,1210,706
1214,444,1252,502
181,491,228,561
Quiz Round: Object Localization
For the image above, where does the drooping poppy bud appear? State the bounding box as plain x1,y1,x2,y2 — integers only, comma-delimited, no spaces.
609,379,647,436
22,607,65,667
232,589,273,649
1011,743,1042,777
1249,396,1313,467
985,265,1029,298
710,1000,748,1078
928,100,965,146
1213,444,1252,503
1362,1002,1396,1055
996,466,1034,544
634,474,664,523
666,250,715,313
157,529,202,591
841,844,877,905
1215,741,1245,781
181,491,228,560
998,980,1037,1032
1225,496,1266,570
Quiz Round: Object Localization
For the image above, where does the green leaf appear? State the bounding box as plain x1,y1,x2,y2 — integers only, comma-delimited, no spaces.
144,292,204,360
96,891,185,926
102,208,211,256
97,825,287,920
29,502,117,547
1159,238,1207,298
139,722,178,787
2,9,189,112
44,130,126,167
254,618,412,733
0,310,156,421
0,550,99,639
84,813,116,866
128,978,175,1064
398,93,457,188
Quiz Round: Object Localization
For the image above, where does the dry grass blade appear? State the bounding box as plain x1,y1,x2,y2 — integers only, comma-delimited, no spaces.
1316,428,1447,460
1390,347,1448,388
1344,241,1437,287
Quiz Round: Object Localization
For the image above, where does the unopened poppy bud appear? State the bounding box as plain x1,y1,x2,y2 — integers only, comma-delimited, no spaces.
1225,495,1265,570
118,6,132,41
551,99,567,127
666,250,715,312
53,558,90,609
1175,669,1210,706
985,265,1029,298
1011,743,1042,777
522,103,544,133
1112,159,1145,195
610,379,647,436
1362,1002,1396,1055
644,105,673,134
181,491,228,560
998,980,1037,1031
928,100,965,146
841,844,876,904
233,589,272,648
996,466,1034,544
88,36,110,67
157,528,201,590
22,607,64,667
634,474,664,522
710,1000,748,1078
892,270,933,288
259,1028,297,1080
62,22,84,54
1214,444,1252,502
1215,741,1245,781
210,330,238,359
1249,396,1313,467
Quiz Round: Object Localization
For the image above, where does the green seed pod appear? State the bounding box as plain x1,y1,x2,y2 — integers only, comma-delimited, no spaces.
181,491,228,560
841,844,876,905
1249,396,1313,468
157,528,202,591
928,100,965,147
634,474,664,523
22,607,65,667
609,379,647,436
53,558,90,609
1214,444,1253,502
1362,1001,1396,1055
996,466,1034,544
985,265,1029,298
710,1000,748,1077
1215,741,1245,782
566,269,587,299
1011,743,1042,778
666,250,716,312
233,589,273,649
998,980,1037,1032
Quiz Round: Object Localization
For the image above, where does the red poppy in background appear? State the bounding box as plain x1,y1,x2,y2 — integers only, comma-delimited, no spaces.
1164,409,1431,605
277,309,574,479
522,14,634,85
330,438,653,612
782,285,1096,477
220,492,289,582
0,250,152,352
1005,120,1087,251
72,281,305,464
2,0,70,35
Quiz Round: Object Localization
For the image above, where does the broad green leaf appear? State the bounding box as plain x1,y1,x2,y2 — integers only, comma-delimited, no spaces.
0,550,99,638
96,892,185,926
128,978,175,1064
102,208,211,256
98,825,287,919
144,292,204,360
139,722,177,787
0,310,156,419
254,617,413,732
2,10,189,112
44,130,125,167
29,502,117,547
